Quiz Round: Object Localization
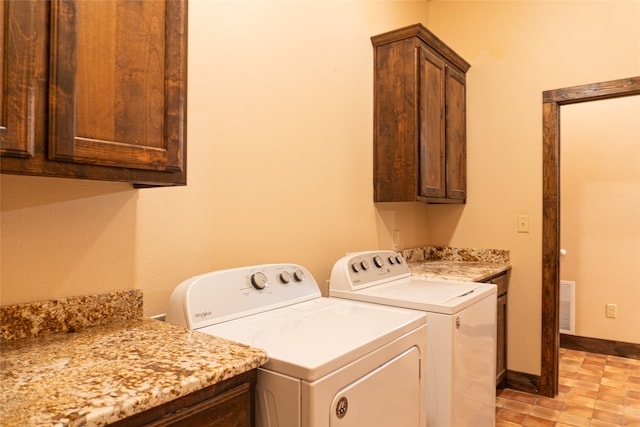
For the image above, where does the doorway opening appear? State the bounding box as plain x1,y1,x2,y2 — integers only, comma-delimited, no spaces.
540,76,640,397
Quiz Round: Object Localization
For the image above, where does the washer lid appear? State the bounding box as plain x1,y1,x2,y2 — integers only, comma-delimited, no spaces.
198,297,426,382
331,277,496,315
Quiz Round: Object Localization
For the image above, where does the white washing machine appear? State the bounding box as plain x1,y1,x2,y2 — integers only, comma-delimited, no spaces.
329,250,496,427
166,263,427,427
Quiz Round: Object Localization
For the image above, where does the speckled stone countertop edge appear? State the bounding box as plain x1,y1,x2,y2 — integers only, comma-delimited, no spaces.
408,260,511,282
400,246,510,264
0,317,268,427
400,246,511,282
0,289,143,341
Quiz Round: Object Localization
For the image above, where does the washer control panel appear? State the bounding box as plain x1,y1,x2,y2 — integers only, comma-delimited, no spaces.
166,264,321,329
250,268,306,290
330,250,412,291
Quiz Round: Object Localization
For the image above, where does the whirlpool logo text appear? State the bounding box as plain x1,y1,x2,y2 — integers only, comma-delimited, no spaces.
194,310,212,320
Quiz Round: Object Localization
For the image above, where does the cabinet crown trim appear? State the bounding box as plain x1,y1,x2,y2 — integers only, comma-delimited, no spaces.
371,23,470,72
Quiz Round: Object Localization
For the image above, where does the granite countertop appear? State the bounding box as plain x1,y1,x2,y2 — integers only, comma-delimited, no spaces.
0,318,267,427
0,292,268,427
408,260,510,282
400,246,511,282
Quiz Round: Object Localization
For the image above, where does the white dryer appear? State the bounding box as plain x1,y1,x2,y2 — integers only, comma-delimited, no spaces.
329,250,496,427
166,263,427,427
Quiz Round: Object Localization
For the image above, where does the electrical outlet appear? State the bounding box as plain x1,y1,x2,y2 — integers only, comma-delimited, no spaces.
606,304,617,318
517,215,529,233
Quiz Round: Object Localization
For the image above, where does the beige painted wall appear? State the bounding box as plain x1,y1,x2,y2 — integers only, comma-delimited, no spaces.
1,3,431,315
561,96,640,344
1,0,639,379
423,0,640,374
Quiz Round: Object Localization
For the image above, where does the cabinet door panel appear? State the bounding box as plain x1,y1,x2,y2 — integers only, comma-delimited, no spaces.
496,294,507,386
445,66,466,200
0,1,5,143
110,371,257,427
418,46,446,199
144,383,252,427
49,0,185,172
0,0,47,159
373,39,419,202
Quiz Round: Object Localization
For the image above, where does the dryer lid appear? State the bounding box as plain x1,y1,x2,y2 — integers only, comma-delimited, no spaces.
198,297,426,382
334,277,496,315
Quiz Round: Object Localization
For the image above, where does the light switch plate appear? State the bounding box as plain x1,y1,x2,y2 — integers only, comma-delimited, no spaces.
517,215,529,233
606,304,617,318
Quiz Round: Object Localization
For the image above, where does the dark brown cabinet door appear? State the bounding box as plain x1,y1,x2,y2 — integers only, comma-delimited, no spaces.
484,271,510,388
373,37,419,202
0,0,48,159
496,293,508,387
444,66,466,201
1,0,187,186
109,370,256,427
418,46,446,199
49,0,185,173
142,383,252,427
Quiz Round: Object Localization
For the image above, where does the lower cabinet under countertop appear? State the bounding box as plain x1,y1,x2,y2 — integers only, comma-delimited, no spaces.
109,369,258,427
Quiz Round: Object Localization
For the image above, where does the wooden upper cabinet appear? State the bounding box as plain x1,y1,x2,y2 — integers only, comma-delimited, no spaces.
373,24,469,203
0,0,187,186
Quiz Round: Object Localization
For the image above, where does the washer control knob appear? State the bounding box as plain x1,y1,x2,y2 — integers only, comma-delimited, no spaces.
373,256,384,268
351,263,360,273
250,272,269,290
360,260,370,271
388,256,396,265
279,271,292,284
293,269,305,282
395,255,403,264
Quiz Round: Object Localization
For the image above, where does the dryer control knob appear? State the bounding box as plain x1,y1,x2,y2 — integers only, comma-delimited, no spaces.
351,263,360,273
360,261,370,271
373,256,384,268
279,271,292,284
293,269,305,282
250,272,269,290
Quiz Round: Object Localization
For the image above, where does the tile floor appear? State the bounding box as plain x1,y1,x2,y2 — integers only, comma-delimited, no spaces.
496,348,640,426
